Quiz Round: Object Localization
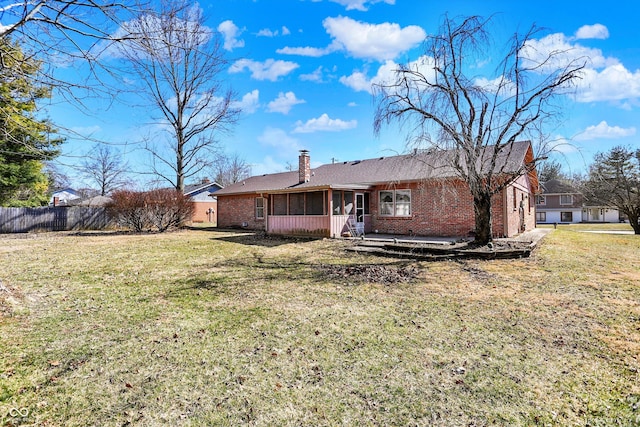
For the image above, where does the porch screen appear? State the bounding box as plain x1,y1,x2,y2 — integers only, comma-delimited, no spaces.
305,191,325,215
343,191,354,215
273,194,287,215
289,194,305,215
332,191,343,215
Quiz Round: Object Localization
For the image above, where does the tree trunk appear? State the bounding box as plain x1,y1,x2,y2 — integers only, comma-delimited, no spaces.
628,212,640,235
473,193,493,245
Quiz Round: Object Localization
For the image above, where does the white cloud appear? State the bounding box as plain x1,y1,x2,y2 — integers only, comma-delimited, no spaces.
329,0,395,11
518,30,640,104
576,64,640,102
258,127,301,157
300,66,325,82
277,45,337,57
267,92,305,114
575,24,609,40
218,20,244,51
340,57,432,94
520,32,613,72
574,121,636,141
278,16,424,61
233,90,260,114
550,136,579,154
474,76,516,97
251,156,288,175
257,26,291,37
229,59,299,81
293,113,357,133
323,16,425,61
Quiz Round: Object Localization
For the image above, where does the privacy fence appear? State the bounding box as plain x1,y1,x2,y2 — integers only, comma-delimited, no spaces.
0,207,111,233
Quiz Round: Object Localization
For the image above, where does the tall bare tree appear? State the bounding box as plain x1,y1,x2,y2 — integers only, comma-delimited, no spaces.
112,1,240,192
212,152,251,187
79,144,131,196
0,1,142,94
374,15,584,245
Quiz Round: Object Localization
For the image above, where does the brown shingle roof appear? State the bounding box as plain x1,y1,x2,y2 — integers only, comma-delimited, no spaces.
216,141,532,196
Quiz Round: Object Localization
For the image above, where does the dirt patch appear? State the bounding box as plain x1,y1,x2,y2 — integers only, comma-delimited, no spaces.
319,263,420,285
0,279,24,317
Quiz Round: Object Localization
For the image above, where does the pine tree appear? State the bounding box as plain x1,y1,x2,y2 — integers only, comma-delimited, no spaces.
0,38,63,206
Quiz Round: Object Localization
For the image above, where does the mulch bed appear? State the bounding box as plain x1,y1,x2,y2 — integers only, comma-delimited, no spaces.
319,264,420,284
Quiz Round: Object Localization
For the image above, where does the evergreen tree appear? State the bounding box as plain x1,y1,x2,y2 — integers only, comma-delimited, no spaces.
0,38,62,206
586,146,640,234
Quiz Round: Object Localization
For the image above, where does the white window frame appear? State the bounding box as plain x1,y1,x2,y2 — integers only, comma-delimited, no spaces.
536,195,546,205
379,189,411,217
536,211,546,222
256,197,265,219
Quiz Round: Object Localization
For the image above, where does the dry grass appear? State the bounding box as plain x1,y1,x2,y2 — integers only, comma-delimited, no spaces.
1,228,639,426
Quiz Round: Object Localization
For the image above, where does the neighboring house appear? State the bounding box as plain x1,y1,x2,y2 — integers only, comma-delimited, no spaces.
49,188,82,206
215,142,538,238
184,179,222,224
69,195,113,207
535,179,620,224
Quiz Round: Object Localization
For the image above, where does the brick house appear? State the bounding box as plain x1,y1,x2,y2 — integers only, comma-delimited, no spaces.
535,179,620,224
184,179,222,224
216,142,538,238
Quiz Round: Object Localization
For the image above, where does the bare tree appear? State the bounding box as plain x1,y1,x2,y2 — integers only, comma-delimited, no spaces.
0,1,143,95
79,144,131,196
212,153,251,187
374,15,584,245
112,0,240,192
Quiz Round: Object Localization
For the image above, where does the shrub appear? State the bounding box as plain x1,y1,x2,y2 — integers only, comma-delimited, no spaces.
108,189,194,232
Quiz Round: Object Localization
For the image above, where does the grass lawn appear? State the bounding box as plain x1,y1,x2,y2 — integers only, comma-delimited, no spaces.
1,227,639,426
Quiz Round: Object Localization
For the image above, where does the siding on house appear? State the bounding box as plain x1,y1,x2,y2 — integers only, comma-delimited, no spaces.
217,178,536,238
216,142,538,238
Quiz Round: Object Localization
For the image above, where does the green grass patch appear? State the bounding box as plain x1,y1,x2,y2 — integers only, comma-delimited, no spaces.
1,227,639,426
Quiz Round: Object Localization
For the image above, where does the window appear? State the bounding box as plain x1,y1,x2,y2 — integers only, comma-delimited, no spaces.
536,195,546,205
256,197,265,219
536,212,546,222
379,189,411,217
560,194,573,205
561,211,573,222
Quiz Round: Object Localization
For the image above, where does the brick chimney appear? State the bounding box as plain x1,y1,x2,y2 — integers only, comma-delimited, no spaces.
298,150,310,183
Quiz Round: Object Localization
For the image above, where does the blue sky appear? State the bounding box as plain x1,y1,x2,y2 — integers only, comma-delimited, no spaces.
47,0,640,187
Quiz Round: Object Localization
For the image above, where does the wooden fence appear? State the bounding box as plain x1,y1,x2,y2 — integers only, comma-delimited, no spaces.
0,207,111,233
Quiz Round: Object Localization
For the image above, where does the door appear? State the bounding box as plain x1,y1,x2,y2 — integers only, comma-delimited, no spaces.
355,193,365,235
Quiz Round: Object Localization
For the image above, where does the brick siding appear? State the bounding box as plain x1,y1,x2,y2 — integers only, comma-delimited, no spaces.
217,194,264,230
190,201,217,224
218,178,535,238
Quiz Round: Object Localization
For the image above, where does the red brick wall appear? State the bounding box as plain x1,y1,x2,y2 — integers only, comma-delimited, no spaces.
368,179,527,238
218,178,535,237
190,201,218,224
217,194,265,230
